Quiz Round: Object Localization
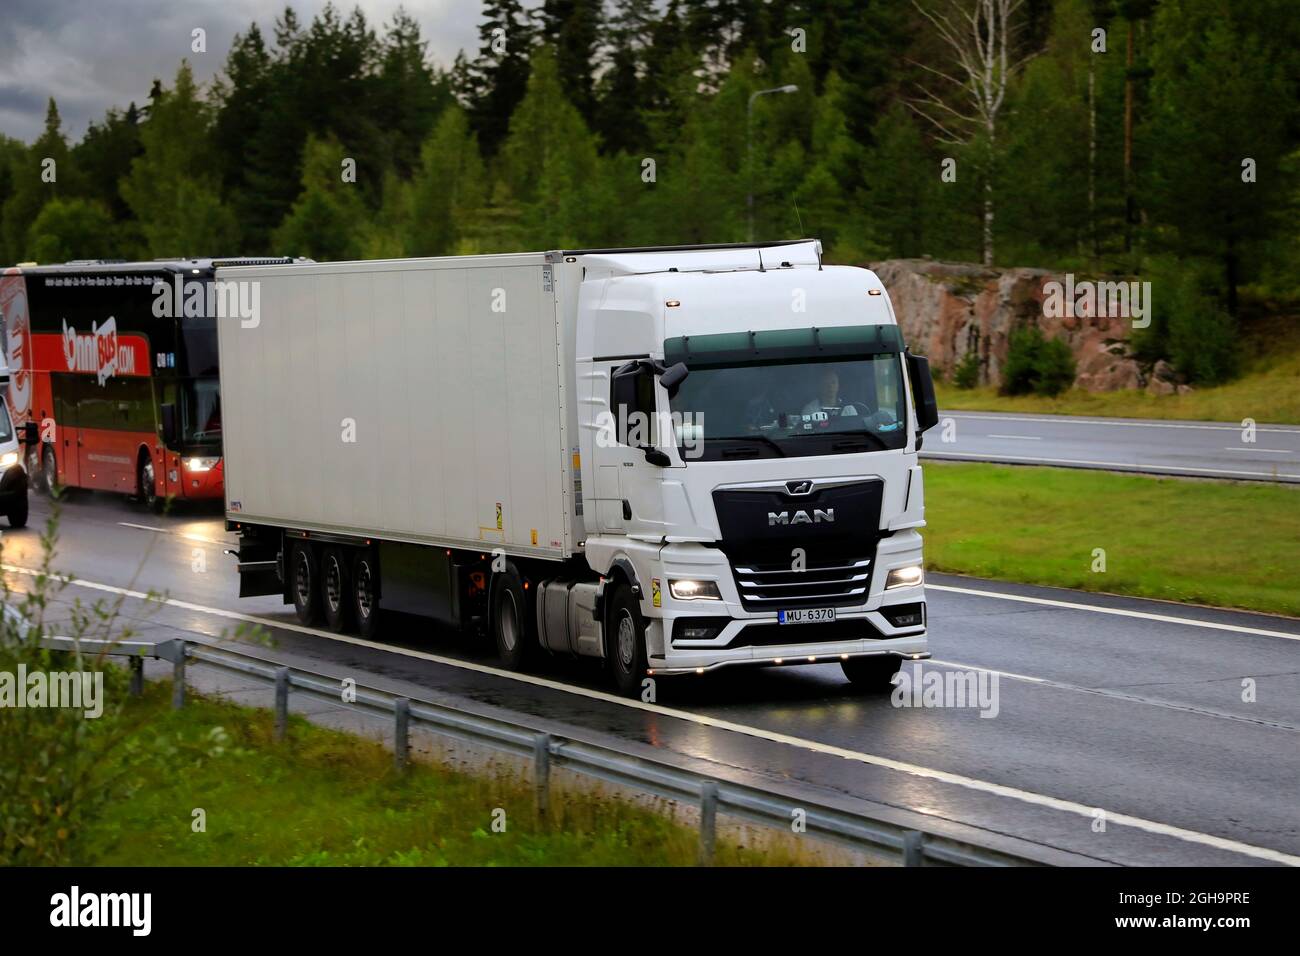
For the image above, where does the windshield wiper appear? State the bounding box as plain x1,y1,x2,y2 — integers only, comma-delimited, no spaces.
708,434,787,458
820,429,890,452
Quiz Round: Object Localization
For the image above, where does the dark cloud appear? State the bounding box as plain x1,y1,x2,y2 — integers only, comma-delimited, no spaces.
0,0,480,143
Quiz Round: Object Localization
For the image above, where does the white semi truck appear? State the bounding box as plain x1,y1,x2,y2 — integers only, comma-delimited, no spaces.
217,240,938,695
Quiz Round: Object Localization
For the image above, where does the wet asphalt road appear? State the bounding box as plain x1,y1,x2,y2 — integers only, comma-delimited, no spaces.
924,411,1300,482
5,491,1298,866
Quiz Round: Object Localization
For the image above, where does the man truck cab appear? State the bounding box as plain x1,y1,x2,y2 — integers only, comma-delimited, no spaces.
568,242,937,693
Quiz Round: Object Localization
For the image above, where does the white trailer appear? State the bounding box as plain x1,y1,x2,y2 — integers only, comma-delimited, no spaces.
218,240,938,695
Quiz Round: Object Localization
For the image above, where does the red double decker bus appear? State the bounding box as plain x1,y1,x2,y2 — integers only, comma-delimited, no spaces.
0,257,297,508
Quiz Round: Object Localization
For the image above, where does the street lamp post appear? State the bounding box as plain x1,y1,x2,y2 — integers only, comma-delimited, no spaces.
746,84,799,242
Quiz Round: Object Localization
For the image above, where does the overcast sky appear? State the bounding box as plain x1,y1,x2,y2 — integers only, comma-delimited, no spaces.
0,0,483,143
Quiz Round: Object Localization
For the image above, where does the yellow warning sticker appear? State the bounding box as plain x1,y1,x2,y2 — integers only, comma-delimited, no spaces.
651,578,661,608
531,528,538,546
495,502,502,530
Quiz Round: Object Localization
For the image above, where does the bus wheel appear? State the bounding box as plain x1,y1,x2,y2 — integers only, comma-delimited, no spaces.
607,582,648,698
25,447,41,495
6,492,27,529
321,546,353,633
138,455,161,512
41,446,61,499
351,550,380,638
290,541,322,626
491,565,536,671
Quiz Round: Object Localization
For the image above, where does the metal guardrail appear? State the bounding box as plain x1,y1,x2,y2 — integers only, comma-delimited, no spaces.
43,634,1053,867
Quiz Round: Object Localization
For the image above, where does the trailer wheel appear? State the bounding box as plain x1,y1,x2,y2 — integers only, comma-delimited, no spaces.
840,655,904,692
321,547,353,633
607,583,648,698
491,565,536,671
351,550,380,638
290,540,322,626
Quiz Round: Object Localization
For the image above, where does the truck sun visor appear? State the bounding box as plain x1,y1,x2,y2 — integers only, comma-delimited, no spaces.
664,324,903,367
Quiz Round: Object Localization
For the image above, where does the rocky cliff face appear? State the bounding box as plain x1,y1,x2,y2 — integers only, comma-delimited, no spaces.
870,258,1145,391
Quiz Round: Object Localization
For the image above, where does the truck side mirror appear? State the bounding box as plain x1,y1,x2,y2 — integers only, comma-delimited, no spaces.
610,362,641,438
906,352,939,434
610,361,671,467
160,403,178,446
21,421,38,445
658,362,689,398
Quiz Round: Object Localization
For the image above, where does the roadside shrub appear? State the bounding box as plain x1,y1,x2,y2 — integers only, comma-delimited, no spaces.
0,511,148,864
1001,325,1077,396
1132,261,1241,386
953,349,981,389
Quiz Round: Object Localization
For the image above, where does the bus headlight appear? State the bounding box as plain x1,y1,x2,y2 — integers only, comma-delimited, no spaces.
885,565,924,589
184,457,219,472
668,579,722,601
0,452,17,469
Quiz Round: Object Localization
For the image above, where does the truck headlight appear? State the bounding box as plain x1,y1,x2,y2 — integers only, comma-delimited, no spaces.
0,452,17,469
885,565,924,589
668,579,722,601
185,457,219,472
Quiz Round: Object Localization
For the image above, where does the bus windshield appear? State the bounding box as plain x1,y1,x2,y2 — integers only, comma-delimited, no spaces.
181,378,222,445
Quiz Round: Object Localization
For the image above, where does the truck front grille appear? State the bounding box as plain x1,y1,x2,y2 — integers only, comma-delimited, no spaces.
730,555,872,611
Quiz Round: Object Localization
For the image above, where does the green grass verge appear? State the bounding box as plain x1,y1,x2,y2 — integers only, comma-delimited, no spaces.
83,684,820,866
923,462,1300,617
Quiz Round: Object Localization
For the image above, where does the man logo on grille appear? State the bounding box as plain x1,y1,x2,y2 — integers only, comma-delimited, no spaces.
768,509,834,525
785,480,813,495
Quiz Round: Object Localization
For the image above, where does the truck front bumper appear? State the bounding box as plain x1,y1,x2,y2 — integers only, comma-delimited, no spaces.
644,532,929,674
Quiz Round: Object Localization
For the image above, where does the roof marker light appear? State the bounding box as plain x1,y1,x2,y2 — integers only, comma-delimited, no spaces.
868,288,882,295
666,299,681,308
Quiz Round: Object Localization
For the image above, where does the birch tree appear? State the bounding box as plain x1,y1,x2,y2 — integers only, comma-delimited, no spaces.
908,0,1031,265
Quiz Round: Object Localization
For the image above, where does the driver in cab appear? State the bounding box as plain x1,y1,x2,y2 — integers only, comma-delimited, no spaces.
802,368,863,418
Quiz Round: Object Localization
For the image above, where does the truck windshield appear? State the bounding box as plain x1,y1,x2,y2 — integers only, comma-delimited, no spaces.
667,352,908,459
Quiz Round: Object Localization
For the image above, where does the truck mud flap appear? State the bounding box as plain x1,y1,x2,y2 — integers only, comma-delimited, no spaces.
232,533,283,598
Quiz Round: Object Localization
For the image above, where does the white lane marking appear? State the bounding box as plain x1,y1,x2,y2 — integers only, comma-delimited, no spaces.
942,412,1300,435
927,583,1300,642
1222,447,1292,455
5,561,1298,866
929,658,1300,732
117,522,228,546
986,434,1042,441
922,449,1300,480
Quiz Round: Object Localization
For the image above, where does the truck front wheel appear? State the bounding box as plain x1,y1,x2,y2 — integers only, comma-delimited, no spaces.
491,565,536,671
607,583,648,698
840,655,903,692
6,491,27,528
